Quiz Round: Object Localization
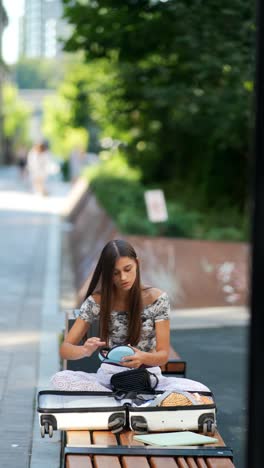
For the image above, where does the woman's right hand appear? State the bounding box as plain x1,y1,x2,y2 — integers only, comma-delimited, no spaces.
83,337,106,357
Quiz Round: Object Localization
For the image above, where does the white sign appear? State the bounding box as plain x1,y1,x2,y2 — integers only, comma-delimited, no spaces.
144,189,168,223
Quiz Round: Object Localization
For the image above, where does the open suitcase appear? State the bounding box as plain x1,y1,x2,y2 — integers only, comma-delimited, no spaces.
38,391,127,437
128,390,216,434
37,389,217,438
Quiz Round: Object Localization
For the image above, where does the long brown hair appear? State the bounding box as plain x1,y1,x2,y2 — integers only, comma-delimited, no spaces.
84,239,143,345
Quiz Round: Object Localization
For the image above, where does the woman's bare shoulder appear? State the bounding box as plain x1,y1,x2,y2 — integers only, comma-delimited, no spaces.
142,287,164,306
91,292,101,305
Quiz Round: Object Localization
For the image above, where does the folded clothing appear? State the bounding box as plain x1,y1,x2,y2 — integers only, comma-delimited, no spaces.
160,391,214,407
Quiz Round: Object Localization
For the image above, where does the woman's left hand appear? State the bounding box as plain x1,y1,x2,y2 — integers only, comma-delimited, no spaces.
120,346,145,368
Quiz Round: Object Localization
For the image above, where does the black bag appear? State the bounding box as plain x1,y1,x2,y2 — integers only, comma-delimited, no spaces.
110,368,159,394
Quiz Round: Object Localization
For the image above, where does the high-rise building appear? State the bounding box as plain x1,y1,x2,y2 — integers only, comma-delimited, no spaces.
21,0,66,58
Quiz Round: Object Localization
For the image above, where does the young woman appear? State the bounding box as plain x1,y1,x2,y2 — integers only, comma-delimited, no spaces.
51,239,209,392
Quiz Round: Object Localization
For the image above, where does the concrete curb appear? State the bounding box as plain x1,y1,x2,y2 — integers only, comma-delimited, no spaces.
170,306,249,329
30,211,64,468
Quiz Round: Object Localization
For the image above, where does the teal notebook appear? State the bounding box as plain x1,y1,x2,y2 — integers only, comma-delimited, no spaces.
133,431,218,446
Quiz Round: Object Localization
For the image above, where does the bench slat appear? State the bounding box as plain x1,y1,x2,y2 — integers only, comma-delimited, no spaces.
161,360,186,375
211,432,226,447
122,456,150,468
185,458,200,468
92,430,118,445
149,456,179,467
66,454,92,468
66,430,91,446
120,431,145,446
176,457,191,467
207,460,235,468
94,455,122,468
160,346,186,375
92,430,121,468
196,459,208,468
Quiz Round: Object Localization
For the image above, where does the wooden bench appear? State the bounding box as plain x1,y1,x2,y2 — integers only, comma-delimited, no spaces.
63,428,234,468
60,311,234,468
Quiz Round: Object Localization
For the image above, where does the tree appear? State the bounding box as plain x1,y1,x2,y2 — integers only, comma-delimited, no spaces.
43,60,105,158
2,83,30,152
62,0,254,211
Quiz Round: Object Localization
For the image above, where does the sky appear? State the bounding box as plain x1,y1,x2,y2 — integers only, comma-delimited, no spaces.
2,0,25,64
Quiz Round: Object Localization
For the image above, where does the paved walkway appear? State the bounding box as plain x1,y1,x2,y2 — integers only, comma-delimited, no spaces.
0,167,70,468
0,166,248,468
171,326,247,468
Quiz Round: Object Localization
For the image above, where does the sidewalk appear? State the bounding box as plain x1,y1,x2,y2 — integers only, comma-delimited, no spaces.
0,167,71,468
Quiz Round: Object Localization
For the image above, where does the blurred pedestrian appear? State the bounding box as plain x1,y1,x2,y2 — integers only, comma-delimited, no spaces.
15,145,28,179
27,142,51,195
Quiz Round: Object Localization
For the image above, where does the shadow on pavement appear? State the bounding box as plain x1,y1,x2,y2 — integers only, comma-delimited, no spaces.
171,325,248,468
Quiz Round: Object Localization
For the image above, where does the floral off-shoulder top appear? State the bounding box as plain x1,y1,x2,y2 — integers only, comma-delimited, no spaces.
79,292,170,352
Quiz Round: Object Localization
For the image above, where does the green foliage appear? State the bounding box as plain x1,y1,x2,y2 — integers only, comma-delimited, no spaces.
86,150,139,178
84,152,154,234
2,83,30,146
205,227,244,241
42,55,135,158
42,61,99,157
91,176,156,235
62,0,254,214
43,93,89,157
84,153,247,240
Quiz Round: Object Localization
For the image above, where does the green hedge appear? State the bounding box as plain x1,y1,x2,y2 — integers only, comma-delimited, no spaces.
83,154,247,241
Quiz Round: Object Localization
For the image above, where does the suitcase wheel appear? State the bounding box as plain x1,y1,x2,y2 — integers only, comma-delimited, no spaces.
108,412,126,434
40,415,57,438
40,422,53,438
130,416,148,434
198,413,216,435
203,420,216,435
40,424,45,438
